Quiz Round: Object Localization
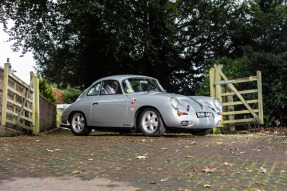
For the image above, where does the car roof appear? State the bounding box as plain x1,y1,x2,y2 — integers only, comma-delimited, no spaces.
95,75,156,83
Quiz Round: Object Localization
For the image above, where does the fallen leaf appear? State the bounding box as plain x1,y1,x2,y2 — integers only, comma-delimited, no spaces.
135,156,148,159
160,148,168,150
187,173,193,177
149,181,156,184
184,146,191,148
203,184,211,188
190,142,196,145
147,167,153,170
216,142,223,144
223,162,231,166
236,172,241,174
46,149,54,152
88,158,93,161
186,156,194,158
191,166,196,171
259,167,267,173
201,166,215,173
160,178,168,182
72,171,81,174
245,167,253,172
255,182,260,185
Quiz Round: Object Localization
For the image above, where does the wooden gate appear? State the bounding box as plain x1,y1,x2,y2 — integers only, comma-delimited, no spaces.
209,64,264,133
1,60,40,135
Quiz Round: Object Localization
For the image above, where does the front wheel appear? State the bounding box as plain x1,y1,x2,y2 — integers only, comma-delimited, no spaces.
70,112,91,136
139,108,166,137
189,129,212,136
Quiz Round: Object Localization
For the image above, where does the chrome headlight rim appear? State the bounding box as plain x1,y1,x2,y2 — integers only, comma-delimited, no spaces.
213,98,222,112
170,97,180,110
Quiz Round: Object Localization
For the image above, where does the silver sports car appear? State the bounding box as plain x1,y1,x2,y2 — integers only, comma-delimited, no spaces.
61,75,223,137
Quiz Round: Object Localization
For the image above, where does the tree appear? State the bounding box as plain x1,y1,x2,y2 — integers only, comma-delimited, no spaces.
62,86,82,104
1,0,182,92
38,75,56,103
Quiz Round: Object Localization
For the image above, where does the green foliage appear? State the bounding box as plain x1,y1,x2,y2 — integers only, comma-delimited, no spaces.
38,75,56,104
62,86,82,104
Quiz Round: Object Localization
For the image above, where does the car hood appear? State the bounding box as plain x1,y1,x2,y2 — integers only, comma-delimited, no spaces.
126,92,206,109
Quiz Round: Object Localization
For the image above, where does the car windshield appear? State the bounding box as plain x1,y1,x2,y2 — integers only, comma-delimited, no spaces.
122,78,165,93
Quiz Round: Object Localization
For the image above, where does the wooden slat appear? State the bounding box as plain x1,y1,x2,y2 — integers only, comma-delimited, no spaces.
7,86,33,103
6,119,32,130
222,89,258,96
224,109,259,115
9,73,31,89
222,118,257,124
6,110,33,123
7,98,33,113
214,76,258,85
222,99,258,106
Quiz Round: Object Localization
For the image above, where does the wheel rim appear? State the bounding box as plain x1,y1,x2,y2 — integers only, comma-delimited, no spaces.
141,110,159,133
71,113,85,133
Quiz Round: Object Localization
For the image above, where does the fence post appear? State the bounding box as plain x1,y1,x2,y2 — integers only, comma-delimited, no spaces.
32,74,40,135
257,71,264,125
213,64,223,134
209,67,215,97
1,61,10,126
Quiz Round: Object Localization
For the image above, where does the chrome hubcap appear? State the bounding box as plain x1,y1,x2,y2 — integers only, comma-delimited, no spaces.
141,111,158,133
72,113,85,133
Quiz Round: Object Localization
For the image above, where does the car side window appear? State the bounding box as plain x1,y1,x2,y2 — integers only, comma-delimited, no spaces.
101,80,122,95
87,82,101,96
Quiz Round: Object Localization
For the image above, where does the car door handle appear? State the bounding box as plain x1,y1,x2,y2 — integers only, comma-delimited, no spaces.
93,102,98,105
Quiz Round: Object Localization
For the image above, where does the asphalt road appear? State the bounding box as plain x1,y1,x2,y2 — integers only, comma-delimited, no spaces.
0,128,286,191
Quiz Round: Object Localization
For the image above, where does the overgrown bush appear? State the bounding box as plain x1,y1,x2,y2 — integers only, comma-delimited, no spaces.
38,75,56,104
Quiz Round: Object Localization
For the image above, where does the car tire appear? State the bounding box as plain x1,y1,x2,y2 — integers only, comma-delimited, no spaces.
70,112,91,136
139,108,166,137
189,129,212,136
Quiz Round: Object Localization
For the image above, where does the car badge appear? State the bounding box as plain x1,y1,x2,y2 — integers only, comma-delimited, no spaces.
131,98,136,105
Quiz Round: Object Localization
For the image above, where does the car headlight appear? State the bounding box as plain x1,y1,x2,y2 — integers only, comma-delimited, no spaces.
170,97,180,110
213,98,222,112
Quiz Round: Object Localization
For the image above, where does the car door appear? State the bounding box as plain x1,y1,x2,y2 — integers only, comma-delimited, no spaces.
91,80,128,126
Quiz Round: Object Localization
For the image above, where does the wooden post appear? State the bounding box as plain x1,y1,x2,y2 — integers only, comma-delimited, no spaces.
257,71,264,125
209,68,215,97
32,74,40,135
213,64,223,134
1,61,10,126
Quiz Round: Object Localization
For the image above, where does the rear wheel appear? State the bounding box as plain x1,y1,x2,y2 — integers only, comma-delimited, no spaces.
70,112,91,136
139,108,166,137
189,129,212,136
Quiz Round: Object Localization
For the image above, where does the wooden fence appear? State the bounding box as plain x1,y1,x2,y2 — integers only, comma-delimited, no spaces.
209,64,264,133
0,60,40,135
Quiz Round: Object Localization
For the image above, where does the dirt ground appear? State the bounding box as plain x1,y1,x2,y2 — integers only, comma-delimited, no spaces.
0,128,286,191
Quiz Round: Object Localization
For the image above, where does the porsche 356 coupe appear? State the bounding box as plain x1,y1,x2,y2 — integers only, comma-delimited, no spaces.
61,75,223,137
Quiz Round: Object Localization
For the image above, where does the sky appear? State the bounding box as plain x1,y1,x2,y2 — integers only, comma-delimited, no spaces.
0,24,36,84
